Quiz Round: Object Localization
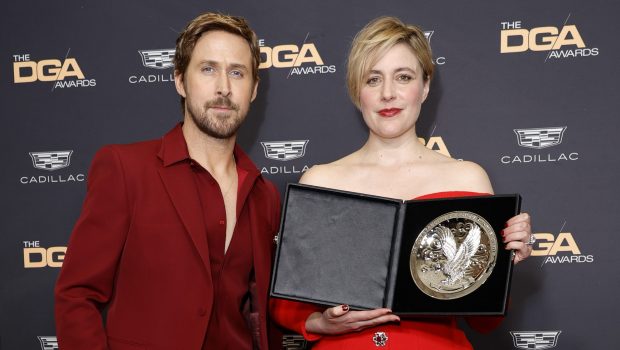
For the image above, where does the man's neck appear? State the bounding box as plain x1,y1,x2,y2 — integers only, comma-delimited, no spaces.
182,121,237,176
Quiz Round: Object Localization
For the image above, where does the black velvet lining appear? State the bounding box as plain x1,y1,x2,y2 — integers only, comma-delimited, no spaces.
271,184,400,309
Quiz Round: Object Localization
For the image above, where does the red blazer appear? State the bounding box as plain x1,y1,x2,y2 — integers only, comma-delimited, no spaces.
55,125,281,350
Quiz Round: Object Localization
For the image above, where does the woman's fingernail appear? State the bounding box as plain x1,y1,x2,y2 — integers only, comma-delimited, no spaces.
342,305,349,312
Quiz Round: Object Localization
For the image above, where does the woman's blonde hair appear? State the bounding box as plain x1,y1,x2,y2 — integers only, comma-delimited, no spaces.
346,16,434,108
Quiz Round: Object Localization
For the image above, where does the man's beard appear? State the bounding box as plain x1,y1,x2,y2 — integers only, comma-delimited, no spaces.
187,96,245,139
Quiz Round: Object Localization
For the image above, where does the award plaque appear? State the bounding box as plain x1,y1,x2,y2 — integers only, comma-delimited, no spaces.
270,183,521,316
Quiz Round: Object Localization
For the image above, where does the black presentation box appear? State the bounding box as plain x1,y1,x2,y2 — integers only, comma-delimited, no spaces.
270,183,521,316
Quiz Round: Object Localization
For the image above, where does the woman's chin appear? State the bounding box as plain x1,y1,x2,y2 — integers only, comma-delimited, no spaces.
369,125,415,140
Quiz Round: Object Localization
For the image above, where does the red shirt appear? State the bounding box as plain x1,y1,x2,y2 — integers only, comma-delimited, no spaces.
190,161,253,350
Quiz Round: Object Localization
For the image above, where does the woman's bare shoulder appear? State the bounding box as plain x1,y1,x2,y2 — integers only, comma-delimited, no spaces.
441,160,493,193
299,154,359,188
298,164,332,186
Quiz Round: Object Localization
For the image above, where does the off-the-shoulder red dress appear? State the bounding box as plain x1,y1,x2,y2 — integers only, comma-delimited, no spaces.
271,191,504,349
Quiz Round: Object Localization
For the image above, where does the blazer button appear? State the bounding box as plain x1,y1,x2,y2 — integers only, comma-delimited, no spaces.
198,307,207,317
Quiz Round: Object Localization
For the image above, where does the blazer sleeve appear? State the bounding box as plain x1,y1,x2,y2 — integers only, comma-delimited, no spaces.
54,145,131,350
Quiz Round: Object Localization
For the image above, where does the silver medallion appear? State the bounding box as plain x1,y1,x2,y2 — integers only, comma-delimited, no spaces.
409,211,497,300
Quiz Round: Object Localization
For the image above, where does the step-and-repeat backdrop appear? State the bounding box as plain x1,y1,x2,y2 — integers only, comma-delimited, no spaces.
2,0,618,349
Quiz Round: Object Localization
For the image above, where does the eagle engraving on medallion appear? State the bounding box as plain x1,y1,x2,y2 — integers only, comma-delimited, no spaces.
436,224,481,286
410,211,497,299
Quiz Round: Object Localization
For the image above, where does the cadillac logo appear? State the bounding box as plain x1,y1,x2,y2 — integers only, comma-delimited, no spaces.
139,49,175,69
29,151,73,171
510,331,562,349
514,127,566,149
261,140,309,161
282,334,308,350
424,30,434,42
37,336,59,350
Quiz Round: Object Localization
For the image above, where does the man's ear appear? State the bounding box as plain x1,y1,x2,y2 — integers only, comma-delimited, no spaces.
250,80,258,102
174,71,186,98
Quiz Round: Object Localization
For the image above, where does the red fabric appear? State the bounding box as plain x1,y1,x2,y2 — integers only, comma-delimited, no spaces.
190,162,254,349
271,191,504,349
55,124,281,350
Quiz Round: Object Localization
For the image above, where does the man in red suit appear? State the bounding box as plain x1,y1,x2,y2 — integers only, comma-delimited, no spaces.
55,13,281,349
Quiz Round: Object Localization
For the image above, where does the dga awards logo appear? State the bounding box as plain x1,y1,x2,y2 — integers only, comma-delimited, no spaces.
260,140,310,175
21,150,86,184
500,14,599,60
12,51,96,89
532,223,594,265
129,48,175,84
510,331,561,349
258,35,336,76
24,241,66,268
37,336,59,350
418,136,451,157
500,126,579,164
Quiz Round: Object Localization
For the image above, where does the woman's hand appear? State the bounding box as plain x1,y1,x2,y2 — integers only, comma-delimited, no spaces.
305,304,400,335
502,213,533,264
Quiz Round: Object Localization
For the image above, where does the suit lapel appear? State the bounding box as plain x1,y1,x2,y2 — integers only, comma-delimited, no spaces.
158,163,212,279
246,195,271,349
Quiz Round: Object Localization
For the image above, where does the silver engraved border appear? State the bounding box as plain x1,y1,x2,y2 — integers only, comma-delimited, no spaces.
409,210,498,300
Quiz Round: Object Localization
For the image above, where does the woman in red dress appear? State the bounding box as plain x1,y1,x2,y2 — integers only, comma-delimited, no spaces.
271,16,533,349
